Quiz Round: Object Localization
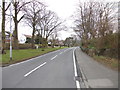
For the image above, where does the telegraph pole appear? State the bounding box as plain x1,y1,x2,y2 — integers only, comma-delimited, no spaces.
9,0,12,61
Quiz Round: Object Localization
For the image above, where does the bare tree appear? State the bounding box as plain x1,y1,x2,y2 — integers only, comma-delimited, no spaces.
49,29,58,48
12,0,29,49
23,0,45,48
74,1,115,48
38,10,62,39
36,10,62,47
1,0,10,53
97,3,115,37
64,37,73,47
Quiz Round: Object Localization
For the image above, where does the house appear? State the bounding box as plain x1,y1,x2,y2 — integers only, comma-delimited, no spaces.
24,35,32,39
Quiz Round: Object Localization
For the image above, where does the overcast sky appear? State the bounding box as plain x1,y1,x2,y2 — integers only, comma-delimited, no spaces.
0,0,119,43
43,0,78,40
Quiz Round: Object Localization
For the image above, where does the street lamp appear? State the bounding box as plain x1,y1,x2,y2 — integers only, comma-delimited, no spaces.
9,0,12,61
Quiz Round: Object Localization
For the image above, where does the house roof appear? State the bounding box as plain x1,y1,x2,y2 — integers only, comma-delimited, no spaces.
24,34,32,38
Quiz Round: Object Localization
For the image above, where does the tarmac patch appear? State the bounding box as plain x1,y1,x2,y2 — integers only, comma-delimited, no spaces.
88,79,113,88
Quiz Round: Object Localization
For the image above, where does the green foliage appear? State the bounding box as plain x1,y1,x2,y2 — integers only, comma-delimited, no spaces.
81,33,118,58
1,47,67,65
5,43,35,49
19,44,35,49
25,37,32,43
84,33,118,50
34,35,42,44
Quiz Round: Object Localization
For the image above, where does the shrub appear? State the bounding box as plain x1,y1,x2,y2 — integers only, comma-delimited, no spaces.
81,33,118,59
5,43,35,49
19,44,35,49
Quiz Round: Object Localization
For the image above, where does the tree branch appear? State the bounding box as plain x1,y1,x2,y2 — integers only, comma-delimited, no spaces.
47,22,62,38
17,2,30,14
18,15,24,23
5,3,10,11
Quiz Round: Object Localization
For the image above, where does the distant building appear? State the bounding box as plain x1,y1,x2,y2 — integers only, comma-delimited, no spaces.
24,35,32,39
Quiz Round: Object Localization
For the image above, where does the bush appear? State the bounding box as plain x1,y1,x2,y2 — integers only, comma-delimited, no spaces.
5,43,11,50
19,44,35,49
5,43,35,49
81,33,118,59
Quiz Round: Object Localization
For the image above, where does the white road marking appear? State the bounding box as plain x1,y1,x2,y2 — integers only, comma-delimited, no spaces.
59,52,63,55
51,55,58,60
63,50,67,52
73,48,81,89
5,49,61,68
73,49,77,77
63,48,71,53
7,55,45,68
24,62,46,77
76,81,80,88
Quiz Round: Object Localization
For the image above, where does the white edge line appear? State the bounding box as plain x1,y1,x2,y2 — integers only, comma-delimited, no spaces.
8,55,44,67
73,49,77,77
73,48,81,89
24,62,46,77
76,81,80,88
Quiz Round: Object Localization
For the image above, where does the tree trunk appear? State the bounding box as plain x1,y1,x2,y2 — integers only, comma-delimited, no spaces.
13,2,19,49
13,22,19,49
45,37,48,48
31,24,35,49
2,1,6,54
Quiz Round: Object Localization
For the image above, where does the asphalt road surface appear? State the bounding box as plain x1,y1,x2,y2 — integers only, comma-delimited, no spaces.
2,47,80,88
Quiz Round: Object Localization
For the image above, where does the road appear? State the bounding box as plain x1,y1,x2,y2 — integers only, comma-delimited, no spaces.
2,47,80,88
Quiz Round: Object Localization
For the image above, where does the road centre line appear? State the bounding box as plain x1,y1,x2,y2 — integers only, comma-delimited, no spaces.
73,48,81,89
63,50,67,52
7,55,48,68
24,62,47,77
64,48,71,52
64,49,67,52
7,50,61,68
51,55,58,60
59,52,63,55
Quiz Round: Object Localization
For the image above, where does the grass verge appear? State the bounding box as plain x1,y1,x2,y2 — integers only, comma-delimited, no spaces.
93,55,119,71
1,47,67,66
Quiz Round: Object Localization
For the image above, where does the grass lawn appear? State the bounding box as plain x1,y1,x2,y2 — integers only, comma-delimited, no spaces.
93,55,119,71
1,47,67,66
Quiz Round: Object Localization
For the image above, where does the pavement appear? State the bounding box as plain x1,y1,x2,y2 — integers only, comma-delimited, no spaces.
0,67,2,90
75,48,118,88
2,48,79,88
